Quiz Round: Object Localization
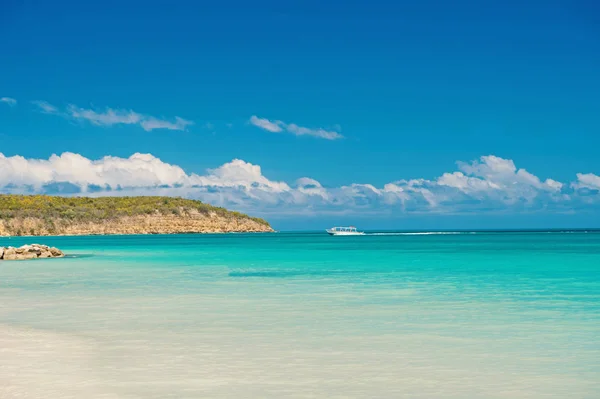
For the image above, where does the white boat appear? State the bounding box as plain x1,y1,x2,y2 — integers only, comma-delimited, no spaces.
326,226,365,236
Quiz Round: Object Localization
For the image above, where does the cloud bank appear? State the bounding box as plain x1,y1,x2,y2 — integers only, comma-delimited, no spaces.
0,152,597,216
250,116,343,140
33,102,193,131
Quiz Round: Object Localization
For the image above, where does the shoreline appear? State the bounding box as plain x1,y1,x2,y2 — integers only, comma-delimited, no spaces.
0,230,277,239
0,323,103,398
0,195,273,237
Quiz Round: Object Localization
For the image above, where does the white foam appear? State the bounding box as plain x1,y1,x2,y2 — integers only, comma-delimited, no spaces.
367,231,463,236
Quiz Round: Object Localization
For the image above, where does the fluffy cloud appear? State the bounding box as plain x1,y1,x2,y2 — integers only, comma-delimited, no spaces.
1,97,17,106
0,153,190,190
198,159,291,193
572,173,600,191
249,115,343,140
433,155,565,209
0,152,597,215
33,102,193,131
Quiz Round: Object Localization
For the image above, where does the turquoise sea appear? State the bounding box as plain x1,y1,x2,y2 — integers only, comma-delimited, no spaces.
1,231,599,398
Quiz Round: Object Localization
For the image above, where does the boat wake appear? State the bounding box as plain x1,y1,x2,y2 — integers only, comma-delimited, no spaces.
367,232,465,236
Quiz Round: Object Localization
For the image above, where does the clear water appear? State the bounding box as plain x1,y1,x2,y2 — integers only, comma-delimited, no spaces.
1,232,599,398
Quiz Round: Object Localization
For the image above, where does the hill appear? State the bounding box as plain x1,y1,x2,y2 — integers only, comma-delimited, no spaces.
0,195,272,236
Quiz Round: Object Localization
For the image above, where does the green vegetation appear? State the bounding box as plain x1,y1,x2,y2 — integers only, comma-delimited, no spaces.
0,195,270,227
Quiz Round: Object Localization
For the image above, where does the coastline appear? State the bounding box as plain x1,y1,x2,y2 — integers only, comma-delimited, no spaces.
0,214,273,237
0,230,276,238
0,195,273,237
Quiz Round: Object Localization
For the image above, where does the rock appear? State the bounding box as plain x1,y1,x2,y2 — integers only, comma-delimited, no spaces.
49,247,64,257
3,247,18,260
20,252,37,260
4,247,16,258
0,244,65,261
27,247,42,255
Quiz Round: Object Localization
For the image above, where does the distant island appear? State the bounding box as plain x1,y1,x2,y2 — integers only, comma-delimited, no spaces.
0,195,273,236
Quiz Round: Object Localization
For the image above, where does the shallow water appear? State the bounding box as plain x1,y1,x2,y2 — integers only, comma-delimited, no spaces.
1,232,599,398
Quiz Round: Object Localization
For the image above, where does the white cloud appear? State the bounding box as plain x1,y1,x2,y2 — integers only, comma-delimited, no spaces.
0,152,190,190
439,156,562,196
197,159,291,194
572,173,600,191
1,97,17,106
68,105,193,131
286,123,342,140
437,171,500,192
32,100,59,114
249,115,343,140
249,116,283,133
296,177,329,200
34,102,193,131
0,152,597,216
139,116,194,132
68,105,142,126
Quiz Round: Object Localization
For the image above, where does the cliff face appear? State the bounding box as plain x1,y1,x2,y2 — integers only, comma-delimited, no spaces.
0,213,273,236
0,195,273,236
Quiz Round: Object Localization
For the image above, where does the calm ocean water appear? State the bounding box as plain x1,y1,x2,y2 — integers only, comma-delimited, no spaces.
1,231,599,398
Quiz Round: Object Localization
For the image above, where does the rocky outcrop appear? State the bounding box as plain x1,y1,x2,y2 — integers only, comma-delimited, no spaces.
0,244,64,260
0,213,273,237
0,195,273,236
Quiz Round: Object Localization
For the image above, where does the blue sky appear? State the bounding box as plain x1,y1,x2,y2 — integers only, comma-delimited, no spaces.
1,0,599,229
